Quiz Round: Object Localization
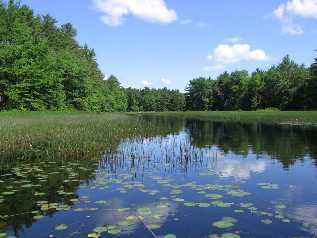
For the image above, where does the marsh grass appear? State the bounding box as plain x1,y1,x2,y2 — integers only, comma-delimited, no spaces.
138,111,317,125
0,112,146,167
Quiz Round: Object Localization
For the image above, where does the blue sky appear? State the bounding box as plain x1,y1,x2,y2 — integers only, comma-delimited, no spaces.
22,0,317,90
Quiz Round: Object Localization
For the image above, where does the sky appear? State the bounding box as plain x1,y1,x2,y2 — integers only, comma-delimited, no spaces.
22,0,317,90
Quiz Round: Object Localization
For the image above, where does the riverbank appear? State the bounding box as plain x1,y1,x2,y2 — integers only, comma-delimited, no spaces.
138,111,317,125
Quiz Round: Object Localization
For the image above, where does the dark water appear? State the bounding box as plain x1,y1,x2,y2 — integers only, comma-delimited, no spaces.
1,117,317,238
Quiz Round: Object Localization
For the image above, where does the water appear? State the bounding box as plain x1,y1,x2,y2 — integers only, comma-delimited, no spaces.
1,117,317,238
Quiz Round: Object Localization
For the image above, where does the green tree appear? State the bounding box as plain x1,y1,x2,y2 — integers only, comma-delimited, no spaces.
185,77,214,111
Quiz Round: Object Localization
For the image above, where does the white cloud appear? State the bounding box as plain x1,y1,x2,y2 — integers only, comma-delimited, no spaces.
94,0,178,26
274,0,317,20
282,22,304,35
161,78,171,86
273,0,317,35
208,159,267,180
207,43,269,65
203,64,225,72
142,80,153,87
290,205,317,234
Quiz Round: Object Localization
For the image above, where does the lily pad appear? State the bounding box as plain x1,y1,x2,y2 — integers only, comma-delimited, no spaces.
222,233,240,238
212,201,233,208
164,234,176,238
227,190,251,197
94,226,108,233
55,224,68,231
88,233,100,238
174,198,185,202
147,224,161,229
212,217,237,229
206,194,223,200
261,219,272,225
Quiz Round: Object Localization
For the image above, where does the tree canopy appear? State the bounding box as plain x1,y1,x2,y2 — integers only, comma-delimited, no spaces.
0,1,316,112
185,56,317,111
0,1,126,112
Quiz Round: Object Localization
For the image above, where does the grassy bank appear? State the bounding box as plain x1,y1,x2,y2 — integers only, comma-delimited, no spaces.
0,111,185,165
139,111,317,125
0,112,141,165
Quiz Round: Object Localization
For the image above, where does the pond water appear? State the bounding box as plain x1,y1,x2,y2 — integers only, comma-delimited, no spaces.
1,117,317,238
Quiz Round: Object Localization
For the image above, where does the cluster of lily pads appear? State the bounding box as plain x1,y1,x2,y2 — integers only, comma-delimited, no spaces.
0,135,312,238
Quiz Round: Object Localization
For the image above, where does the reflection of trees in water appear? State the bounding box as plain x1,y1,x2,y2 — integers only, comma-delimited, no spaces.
0,161,97,236
186,120,317,168
102,117,317,178
100,135,216,179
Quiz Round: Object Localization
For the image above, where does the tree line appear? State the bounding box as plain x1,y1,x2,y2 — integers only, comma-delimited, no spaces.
186,56,317,111
0,1,184,112
0,1,316,112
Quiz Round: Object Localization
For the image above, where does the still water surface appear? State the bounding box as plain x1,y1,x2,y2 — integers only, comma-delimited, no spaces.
1,117,317,238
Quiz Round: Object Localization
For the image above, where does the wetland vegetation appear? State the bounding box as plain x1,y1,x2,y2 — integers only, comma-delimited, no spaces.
1,1,317,237
1,112,317,237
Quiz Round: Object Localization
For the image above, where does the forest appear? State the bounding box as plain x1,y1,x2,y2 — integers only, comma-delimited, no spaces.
0,0,317,112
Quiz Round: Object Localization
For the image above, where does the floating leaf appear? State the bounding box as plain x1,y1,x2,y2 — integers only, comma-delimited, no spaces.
212,217,237,229
206,194,223,200
164,234,176,238
95,200,109,205
107,226,121,235
93,226,107,233
212,201,233,208
197,203,210,208
147,224,161,230
174,198,185,202
227,190,251,198
257,183,279,190
240,203,253,208
55,224,68,231
88,233,100,238
261,219,272,225
234,210,244,213
275,204,286,209
33,215,44,220
221,233,240,238
137,207,151,215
